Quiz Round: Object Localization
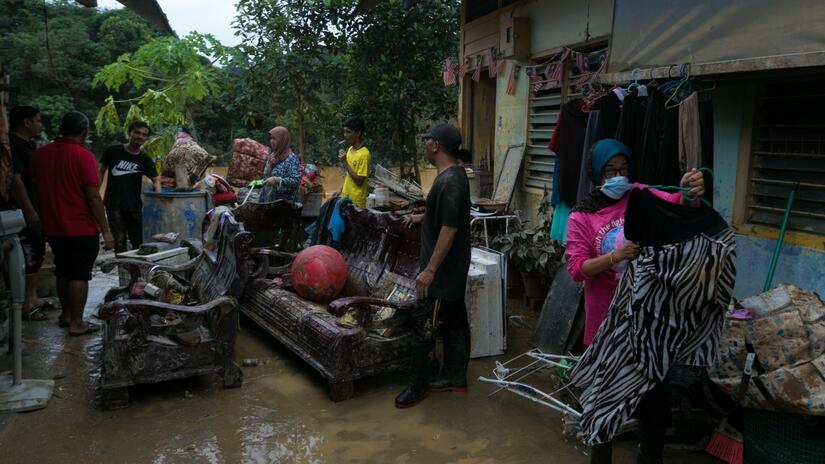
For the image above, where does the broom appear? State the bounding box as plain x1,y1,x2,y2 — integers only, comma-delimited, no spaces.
706,183,798,464
705,418,743,464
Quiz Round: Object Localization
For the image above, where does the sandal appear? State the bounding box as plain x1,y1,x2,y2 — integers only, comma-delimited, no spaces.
68,322,101,337
23,308,49,321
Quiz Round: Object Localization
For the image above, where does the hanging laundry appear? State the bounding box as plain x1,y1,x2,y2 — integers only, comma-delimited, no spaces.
638,89,680,186
616,91,647,162
569,188,736,445
575,110,602,204
553,99,589,207
549,202,571,244
678,91,702,172
698,99,714,204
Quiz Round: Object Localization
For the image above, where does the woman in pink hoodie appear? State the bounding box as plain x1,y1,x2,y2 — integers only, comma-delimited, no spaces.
565,139,705,345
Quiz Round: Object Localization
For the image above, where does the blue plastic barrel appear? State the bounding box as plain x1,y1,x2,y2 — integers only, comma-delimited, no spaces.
142,191,211,242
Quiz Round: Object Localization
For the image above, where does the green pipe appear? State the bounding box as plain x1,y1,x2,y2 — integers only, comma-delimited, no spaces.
763,183,798,292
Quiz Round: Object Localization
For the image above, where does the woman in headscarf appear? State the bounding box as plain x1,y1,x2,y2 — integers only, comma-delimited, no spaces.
565,138,705,464
260,126,301,203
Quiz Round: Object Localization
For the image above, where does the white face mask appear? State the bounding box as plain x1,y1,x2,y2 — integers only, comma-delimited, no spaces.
600,176,631,200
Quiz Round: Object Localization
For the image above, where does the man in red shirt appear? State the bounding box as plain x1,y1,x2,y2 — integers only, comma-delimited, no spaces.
30,112,114,336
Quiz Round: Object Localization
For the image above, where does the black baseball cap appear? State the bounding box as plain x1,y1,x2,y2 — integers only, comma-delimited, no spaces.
420,123,462,155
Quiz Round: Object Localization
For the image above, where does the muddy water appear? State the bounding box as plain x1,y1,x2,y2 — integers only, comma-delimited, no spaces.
0,272,712,463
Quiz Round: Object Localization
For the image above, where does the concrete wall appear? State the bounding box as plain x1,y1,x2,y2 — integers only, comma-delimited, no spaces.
491,0,614,225
712,84,825,299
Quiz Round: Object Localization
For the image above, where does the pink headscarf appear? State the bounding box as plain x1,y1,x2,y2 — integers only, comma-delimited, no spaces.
268,126,292,165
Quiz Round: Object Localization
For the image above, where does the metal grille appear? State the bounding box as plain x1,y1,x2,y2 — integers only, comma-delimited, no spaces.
748,85,825,235
524,45,606,191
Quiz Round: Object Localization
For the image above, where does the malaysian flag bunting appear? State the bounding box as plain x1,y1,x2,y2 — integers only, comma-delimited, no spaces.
495,53,506,76
442,58,456,86
486,48,497,78
506,64,520,96
458,57,470,80
527,67,543,93
575,51,591,85
472,55,482,82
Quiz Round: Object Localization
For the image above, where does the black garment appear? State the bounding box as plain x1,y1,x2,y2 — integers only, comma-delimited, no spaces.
420,166,471,301
107,209,143,253
101,145,157,212
555,100,590,206
48,235,100,281
638,90,681,186
624,188,727,247
616,92,647,165
9,134,36,202
592,91,621,139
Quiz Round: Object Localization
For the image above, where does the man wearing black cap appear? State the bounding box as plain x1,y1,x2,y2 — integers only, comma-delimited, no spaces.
396,123,472,408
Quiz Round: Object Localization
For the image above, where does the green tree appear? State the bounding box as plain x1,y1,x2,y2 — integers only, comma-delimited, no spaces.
0,0,160,148
234,0,355,163
345,0,459,179
93,33,231,160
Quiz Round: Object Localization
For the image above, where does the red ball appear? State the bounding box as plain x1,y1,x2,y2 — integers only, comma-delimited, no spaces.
290,245,347,303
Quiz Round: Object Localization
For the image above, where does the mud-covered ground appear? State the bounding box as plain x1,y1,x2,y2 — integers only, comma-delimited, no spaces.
0,270,716,463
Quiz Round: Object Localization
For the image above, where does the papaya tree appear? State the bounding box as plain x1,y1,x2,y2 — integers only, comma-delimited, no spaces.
93,33,232,161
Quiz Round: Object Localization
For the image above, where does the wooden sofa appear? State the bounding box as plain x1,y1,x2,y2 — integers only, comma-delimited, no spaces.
239,202,419,401
98,211,252,408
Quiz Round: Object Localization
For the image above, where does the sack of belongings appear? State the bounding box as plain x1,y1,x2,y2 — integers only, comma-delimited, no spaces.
227,138,269,187
163,139,215,188
708,284,825,414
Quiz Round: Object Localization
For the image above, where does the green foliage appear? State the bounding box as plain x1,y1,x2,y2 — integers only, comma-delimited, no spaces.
0,1,159,140
344,1,459,172
92,33,230,160
28,94,74,137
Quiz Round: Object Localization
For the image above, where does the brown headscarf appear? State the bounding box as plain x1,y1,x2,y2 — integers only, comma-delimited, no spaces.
268,126,292,165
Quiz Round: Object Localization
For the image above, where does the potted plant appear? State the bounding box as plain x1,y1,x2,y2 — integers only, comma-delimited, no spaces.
492,197,561,299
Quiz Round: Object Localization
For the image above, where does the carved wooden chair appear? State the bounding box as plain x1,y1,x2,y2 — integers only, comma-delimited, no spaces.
98,211,252,409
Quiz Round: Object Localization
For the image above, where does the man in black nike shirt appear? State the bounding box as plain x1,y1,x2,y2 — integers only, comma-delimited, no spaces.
99,120,160,253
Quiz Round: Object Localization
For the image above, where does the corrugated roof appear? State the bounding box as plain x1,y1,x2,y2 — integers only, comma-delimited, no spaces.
75,0,175,35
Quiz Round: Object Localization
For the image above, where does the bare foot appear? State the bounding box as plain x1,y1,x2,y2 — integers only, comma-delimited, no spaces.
68,321,101,336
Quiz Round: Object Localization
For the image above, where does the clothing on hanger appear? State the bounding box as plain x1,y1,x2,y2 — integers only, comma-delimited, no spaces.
569,188,736,445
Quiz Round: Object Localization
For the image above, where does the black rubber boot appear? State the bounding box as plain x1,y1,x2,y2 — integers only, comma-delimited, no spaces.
395,344,433,408
430,328,470,392
395,301,435,409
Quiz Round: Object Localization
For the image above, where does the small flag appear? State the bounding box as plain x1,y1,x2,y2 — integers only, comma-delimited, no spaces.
486,48,497,78
458,57,470,80
544,49,570,89
472,55,482,82
442,58,456,86
506,64,520,96
575,51,590,85
527,67,543,92
495,52,505,76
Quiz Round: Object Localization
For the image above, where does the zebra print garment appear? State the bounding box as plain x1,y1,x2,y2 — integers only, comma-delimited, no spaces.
569,189,737,445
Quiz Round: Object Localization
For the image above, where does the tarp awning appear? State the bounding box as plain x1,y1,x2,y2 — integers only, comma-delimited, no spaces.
608,0,825,73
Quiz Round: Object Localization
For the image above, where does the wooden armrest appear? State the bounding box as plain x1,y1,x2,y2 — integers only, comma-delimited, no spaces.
252,248,298,259
99,296,235,320
328,296,415,317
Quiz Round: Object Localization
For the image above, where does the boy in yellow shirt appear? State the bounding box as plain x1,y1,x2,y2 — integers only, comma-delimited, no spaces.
338,117,370,207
